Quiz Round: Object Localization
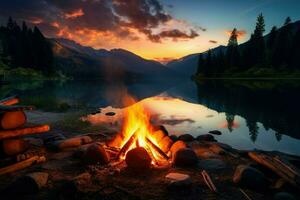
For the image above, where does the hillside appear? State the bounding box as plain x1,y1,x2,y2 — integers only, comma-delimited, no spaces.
167,20,300,77
166,46,226,76
53,38,174,80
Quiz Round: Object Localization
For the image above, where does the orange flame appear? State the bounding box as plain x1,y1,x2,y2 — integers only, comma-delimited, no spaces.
115,95,167,163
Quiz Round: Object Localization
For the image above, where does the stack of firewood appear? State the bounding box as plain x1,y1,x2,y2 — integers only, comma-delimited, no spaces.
0,96,49,175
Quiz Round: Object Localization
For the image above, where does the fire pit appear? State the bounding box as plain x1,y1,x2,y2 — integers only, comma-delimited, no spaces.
105,97,193,169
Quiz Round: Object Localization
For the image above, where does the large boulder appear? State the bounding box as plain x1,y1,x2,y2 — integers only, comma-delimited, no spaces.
178,134,195,142
125,147,152,171
83,143,110,165
174,148,198,167
233,165,270,191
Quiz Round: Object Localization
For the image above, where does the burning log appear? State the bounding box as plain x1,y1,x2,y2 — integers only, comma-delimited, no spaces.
0,111,27,130
0,96,19,106
146,137,169,160
0,155,46,176
0,125,50,140
117,131,138,159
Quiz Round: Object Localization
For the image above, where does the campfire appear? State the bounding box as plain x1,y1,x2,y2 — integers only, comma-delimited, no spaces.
107,97,174,168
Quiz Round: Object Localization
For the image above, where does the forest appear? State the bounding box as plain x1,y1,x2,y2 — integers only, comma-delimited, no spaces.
0,17,55,80
196,15,300,77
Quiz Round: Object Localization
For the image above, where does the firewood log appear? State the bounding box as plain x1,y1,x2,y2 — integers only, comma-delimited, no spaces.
0,96,19,106
1,138,29,156
0,111,27,130
0,105,34,112
248,151,300,188
0,125,50,140
0,155,46,176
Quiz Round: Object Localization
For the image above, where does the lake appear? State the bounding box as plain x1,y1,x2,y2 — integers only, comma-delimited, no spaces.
1,79,300,156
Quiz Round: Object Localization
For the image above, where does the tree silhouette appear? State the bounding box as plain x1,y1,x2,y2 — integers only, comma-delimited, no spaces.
226,28,240,70
284,17,292,26
225,113,235,132
251,13,266,67
246,119,259,143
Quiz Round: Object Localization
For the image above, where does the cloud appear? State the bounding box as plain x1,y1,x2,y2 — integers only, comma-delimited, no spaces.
209,40,218,44
0,0,201,44
225,29,247,39
152,29,199,42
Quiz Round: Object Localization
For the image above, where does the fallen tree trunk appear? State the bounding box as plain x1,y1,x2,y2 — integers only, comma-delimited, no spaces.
0,125,50,140
0,111,26,130
248,151,300,188
0,155,46,176
0,96,19,106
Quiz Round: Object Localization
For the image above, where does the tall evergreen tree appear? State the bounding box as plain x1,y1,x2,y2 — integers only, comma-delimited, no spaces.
284,17,292,26
226,28,240,70
251,13,266,67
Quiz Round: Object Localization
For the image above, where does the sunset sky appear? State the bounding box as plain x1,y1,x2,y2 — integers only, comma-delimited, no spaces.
1,0,300,62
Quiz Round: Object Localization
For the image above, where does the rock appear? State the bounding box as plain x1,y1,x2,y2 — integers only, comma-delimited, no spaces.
190,143,220,159
208,143,225,155
159,136,173,153
170,140,187,157
174,148,198,167
152,130,166,143
1,138,29,156
233,165,270,191
274,192,296,200
3,172,48,195
73,172,92,186
169,135,178,142
208,130,222,135
153,125,169,136
166,172,192,190
105,112,115,116
198,159,227,170
125,147,152,171
84,143,110,165
178,134,195,142
196,134,216,142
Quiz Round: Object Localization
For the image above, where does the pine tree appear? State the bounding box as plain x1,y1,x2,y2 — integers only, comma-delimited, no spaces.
226,28,240,70
197,54,205,74
251,13,266,67
284,17,292,26
267,26,278,67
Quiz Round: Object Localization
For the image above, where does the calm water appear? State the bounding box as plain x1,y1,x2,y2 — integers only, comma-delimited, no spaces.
1,79,300,155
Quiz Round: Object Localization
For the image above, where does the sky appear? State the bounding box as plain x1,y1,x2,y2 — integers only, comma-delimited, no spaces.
0,0,300,62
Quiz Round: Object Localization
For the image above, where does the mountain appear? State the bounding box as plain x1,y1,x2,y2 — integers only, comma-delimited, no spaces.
52,38,174,80
167,20,300,77
166,46,226,76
